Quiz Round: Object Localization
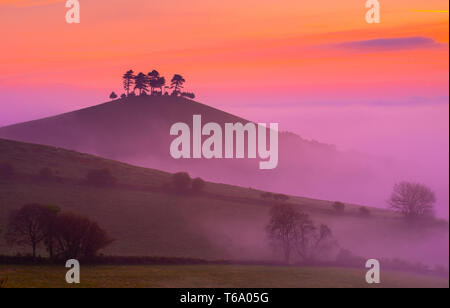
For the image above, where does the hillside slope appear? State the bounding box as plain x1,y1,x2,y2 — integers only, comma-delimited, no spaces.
0,138,448,266
0,95,396,208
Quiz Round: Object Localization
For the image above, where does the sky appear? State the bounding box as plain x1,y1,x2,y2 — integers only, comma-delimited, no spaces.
0,0,449,215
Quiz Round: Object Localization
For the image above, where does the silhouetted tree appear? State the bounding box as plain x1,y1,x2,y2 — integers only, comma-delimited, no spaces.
54,212,113,259
170,74,185,95
134,72,149,95
109,92,118,100
5,204,49,258
148,70,160,94
192,177,206,194
150,77,166,95
122,70,135,96
120,93,127,99
266,204,301,263
296,223,336,263
164,86,170,95
389,182,436,219
267,204,337,264
40,205,61,259
82,221,113,258
85,169,117,187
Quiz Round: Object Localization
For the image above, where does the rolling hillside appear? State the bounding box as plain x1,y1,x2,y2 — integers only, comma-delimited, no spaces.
0,95,398,208
0,138,448,266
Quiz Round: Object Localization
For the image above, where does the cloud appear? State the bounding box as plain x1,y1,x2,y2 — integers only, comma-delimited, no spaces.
336,36,444,51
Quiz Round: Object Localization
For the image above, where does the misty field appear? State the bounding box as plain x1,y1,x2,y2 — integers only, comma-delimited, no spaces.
0,265,448,288
0,138,448,269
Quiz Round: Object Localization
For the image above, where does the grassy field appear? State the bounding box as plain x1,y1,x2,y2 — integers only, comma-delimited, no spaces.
0,265,448,288
0,138,448,265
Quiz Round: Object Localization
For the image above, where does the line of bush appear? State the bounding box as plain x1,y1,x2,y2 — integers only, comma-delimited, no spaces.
163,172,206,195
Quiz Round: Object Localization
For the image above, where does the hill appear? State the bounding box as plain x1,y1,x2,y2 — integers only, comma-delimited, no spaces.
0,138,448,266
0,95,398,208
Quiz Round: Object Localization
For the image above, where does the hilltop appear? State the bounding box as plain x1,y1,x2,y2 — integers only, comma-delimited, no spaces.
0,138,448,266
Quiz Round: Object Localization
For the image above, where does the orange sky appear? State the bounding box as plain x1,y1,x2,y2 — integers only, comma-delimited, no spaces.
0,0,448,91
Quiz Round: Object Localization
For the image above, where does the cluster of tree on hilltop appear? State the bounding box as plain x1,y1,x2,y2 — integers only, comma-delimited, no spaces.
109,70,196,100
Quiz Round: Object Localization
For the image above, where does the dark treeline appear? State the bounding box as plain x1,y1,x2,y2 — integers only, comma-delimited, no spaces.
3,203,113,260
109,69,196,100
163,172,206,195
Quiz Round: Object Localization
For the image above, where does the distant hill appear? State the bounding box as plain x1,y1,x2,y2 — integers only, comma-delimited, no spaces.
0,138,448,266
0,95,395,207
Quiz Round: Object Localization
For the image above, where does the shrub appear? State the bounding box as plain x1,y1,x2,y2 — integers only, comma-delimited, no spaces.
85,169,117,187
332,202,346,214
192,177,206,194
54,212,114,259
109,92,118,100
0,162,14,180
172,172,192,194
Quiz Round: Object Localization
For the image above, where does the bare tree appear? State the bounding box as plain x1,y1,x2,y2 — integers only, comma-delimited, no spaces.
5,204,48,258
296,224,337,263
266,204,300,263
389,182,436,219
267,204,337,264
40,205,61,259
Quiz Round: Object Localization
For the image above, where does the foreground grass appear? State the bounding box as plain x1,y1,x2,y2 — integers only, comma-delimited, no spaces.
0,265,448,288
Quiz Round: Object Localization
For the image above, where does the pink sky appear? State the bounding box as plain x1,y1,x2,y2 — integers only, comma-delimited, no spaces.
0,0,449,215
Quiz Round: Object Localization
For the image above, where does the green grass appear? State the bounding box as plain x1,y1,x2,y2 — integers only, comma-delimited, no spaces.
0,265,448,288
